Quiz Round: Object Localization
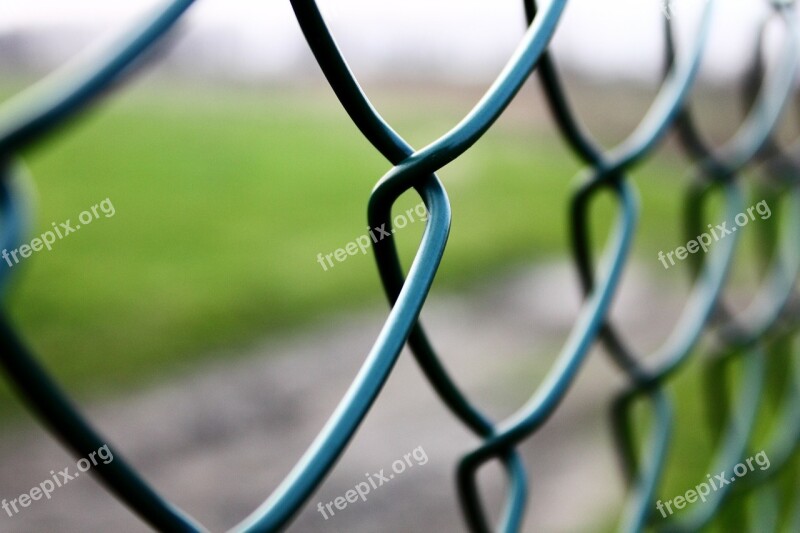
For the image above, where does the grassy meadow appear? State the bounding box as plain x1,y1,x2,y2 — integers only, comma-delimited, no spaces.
0,79,749,409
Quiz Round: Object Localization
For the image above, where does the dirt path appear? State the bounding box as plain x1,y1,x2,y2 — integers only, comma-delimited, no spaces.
0,262,685,532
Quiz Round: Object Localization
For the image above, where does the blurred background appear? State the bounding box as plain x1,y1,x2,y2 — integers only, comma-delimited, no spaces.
0,0,798,531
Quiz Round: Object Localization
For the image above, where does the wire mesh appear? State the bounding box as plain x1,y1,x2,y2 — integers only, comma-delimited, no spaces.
0,0,798,531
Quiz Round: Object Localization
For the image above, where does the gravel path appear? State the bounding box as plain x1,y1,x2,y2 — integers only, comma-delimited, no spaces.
0,262,685,532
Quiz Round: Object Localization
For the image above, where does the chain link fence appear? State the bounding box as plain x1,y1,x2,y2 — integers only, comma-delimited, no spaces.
1,0,799,531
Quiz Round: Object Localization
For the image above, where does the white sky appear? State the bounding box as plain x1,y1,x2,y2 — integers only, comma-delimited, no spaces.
0,0,777,83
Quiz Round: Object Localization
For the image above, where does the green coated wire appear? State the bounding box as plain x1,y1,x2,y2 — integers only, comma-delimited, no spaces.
0,0,798,531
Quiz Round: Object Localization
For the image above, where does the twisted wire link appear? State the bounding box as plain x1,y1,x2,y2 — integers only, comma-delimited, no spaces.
0,1,797,532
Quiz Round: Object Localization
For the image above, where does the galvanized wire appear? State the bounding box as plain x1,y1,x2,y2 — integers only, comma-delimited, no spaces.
0,0,798,531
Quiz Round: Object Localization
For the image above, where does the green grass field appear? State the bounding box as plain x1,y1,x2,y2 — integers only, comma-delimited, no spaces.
0,81,737,409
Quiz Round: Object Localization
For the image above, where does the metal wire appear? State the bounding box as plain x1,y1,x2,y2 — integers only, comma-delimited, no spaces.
0,0,798,531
